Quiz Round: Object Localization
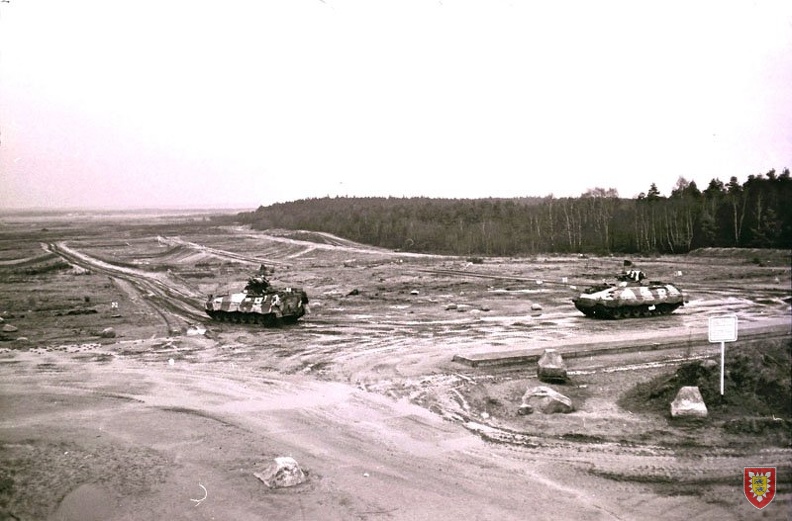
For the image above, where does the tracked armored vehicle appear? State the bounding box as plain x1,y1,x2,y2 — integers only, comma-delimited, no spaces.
572,271,684,319
205,275,308,325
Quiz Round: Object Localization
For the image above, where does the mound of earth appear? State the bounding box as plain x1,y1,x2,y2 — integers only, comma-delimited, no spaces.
619,338,791,445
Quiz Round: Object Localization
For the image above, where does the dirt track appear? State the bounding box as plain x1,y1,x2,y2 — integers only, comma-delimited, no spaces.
0,214,790,520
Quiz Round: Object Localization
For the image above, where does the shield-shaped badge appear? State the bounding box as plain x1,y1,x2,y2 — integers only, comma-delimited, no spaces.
744,467,776,509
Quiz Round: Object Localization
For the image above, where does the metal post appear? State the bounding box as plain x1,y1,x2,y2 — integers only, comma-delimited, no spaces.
720,341,725,395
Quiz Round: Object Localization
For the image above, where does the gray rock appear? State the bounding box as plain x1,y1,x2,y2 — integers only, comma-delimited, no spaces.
517,403,534,415
254,457,306,488
2,324,18,333
521,386,573,414
537,348,568,383
186,325,206,336
671,386,708,418
530,303,543,311
99,327,116,338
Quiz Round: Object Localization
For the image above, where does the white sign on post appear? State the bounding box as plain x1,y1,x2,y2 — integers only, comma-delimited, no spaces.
708,315,738,395
709,315,738,343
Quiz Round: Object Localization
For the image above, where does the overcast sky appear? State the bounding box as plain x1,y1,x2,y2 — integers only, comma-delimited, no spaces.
1,1,790,210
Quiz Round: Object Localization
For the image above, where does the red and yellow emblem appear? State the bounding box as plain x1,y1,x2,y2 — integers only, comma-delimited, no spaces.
744,467,776,509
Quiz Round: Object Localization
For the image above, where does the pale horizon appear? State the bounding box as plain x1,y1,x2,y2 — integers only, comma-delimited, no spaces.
1,1,790,210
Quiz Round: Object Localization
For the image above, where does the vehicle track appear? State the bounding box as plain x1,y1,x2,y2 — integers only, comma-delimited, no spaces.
48,234,790,431
158,236,289,267
47,242,208,335
416,267,578,286
112,235,789,374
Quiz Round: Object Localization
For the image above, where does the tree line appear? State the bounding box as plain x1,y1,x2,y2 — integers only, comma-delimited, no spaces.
237,169,791,255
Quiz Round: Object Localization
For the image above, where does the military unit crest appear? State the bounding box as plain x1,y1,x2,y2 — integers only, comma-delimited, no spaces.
744,467,776,509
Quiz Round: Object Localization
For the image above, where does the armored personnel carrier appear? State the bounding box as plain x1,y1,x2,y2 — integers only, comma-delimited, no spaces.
205,275,309,325
572,270,684,319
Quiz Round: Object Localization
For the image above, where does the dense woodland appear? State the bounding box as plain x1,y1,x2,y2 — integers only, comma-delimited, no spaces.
238,169,792,256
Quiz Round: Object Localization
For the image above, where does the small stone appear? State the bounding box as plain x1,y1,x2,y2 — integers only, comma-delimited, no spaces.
254,457,307,488
99,327,116,338
2,324,18,333
517,404,533,415
186,325,206,336
530,303,543,311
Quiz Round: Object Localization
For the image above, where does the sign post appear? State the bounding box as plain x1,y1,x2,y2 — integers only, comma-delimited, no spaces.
708,315,738,395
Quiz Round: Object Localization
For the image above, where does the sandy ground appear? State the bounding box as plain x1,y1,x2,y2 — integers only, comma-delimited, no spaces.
0,214,790,520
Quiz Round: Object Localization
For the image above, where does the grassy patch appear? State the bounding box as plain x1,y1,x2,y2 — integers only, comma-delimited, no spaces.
619,339,791,445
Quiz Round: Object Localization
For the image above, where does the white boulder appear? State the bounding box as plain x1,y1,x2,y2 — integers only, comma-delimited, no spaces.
520,386,573,414
254,457,307,488
671,386,708,418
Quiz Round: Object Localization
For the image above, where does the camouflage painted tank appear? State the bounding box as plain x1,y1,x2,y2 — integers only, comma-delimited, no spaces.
205,275,309,325
572,271,684,319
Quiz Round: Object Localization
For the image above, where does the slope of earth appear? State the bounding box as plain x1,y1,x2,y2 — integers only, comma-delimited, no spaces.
0,212,790,520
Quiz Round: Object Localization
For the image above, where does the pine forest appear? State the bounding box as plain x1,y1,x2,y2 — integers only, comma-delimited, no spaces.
238,169,792,256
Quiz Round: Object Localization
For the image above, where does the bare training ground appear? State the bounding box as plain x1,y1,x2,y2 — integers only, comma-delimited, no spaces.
0,212,790,520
